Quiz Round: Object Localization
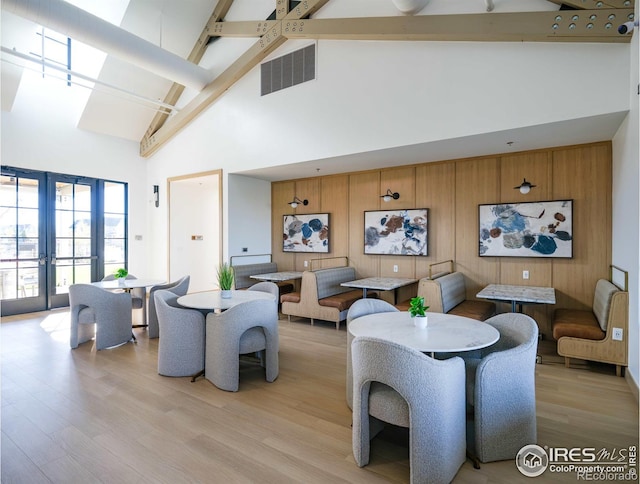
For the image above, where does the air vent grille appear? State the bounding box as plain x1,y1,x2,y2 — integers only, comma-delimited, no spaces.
261,44,315,96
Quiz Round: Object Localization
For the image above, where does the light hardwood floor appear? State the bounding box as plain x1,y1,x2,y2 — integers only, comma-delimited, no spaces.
1,310,638,483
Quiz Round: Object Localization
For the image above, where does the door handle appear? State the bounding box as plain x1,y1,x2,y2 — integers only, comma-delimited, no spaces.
39,254,47,266
51,254,56,265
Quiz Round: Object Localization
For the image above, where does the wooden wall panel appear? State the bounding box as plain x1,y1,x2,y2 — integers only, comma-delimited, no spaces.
321,175,349,265
349,172,380,278
415,162,456,276
500,151,554,331
290,178,320,271
272,181,295,271
379,167,416,278
455,157,500,298
270,141,612,337
552,144,612,311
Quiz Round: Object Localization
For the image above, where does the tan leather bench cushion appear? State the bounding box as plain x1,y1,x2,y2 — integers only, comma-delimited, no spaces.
448,300,496,321
280,292,300,304
318,290,377,312
552,308,605,341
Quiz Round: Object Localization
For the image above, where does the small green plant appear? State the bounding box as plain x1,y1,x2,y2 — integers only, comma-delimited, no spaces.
408,296,429,317
114,268,128,279
217,262,234,290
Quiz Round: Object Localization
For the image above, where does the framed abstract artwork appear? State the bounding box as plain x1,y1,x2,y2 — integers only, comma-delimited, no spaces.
283,213,330,253
479,200,573,258
364,208,428,256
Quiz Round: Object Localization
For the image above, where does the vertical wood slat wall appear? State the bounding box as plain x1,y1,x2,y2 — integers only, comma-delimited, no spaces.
271,141,612,336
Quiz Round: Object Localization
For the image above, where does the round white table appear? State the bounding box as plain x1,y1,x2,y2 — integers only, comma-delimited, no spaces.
348,311,499,354
177,290,275,312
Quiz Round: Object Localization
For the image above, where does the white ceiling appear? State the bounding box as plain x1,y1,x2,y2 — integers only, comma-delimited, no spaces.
0,0,630,182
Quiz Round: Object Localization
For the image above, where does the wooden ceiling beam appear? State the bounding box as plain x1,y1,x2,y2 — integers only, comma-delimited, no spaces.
280,10,634,43
276,0,289,20
140,1,633,156
143,0,235,144
547,0,632,9
210,20,278,37
141,0,330,157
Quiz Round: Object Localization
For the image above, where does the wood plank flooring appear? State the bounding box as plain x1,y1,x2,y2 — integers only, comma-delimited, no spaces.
1,310,638,483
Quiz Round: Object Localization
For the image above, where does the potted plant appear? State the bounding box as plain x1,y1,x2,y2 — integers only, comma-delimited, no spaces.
408,296,429,329
217,262,234,299
114,268,128,285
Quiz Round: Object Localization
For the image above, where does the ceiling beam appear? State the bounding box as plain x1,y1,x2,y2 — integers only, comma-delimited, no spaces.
140,2,633,156
280,10,633,43
547,0,632,9
210,20,278,37
141,0,330,157
142,0,235,143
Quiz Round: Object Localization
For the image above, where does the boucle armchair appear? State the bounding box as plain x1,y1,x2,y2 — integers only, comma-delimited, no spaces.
248,281,279,308
102,273,145,320
148,275,190,339
205,299,279,392
352,336,466,484
69,283,133,350
155,289,205,378
345,298,398,410
465,312,538,464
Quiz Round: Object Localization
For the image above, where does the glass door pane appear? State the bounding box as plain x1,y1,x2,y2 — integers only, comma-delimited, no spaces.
49,177,97,309
0,172,47,315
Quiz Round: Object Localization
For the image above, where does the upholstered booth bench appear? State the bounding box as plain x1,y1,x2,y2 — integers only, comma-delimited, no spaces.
552,278,628,377
281,267,375,329
396,272,496,321
232,262,294,297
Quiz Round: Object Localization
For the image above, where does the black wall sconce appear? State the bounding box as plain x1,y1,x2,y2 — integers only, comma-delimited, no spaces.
514,178,536,195
153,185,159,207
288,196,308,208
380,188,400,202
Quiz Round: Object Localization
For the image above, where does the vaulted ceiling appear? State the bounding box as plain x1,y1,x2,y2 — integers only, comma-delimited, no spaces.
1,0,634,164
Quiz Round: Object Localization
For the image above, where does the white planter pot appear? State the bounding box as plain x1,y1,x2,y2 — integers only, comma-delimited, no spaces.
413,315,428,329
221,289,232,299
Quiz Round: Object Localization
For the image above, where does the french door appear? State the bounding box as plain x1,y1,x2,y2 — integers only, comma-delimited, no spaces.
0,167,126,316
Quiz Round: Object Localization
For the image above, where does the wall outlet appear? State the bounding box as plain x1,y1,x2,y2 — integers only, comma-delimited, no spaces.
393,265,398,273
303,260,308,268
522,270,529,280
612,327,624,341
242,247,248,252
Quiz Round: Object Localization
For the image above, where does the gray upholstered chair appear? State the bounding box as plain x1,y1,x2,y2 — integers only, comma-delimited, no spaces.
102,273,145,322
205,299,279,392
154,289,205,378
465,312,538,464
148,275,190,339
352,336,466,484
69,283,133,350
346,298,399,409
248,281,279,305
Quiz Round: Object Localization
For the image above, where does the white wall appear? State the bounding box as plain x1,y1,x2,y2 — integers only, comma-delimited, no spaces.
612,1,640,389
227,174,272,263
153,39,629,176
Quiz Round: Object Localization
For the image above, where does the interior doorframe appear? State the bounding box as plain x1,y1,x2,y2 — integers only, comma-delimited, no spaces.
167,169,222,292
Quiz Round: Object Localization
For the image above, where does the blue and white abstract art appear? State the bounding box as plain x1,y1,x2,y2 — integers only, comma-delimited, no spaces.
283,213,329,253
479,200,573,258
364,209,428,256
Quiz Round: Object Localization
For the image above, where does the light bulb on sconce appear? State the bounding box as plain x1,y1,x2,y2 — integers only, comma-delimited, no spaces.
288,196,308,208
514,178,536,195
380,188,400,202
